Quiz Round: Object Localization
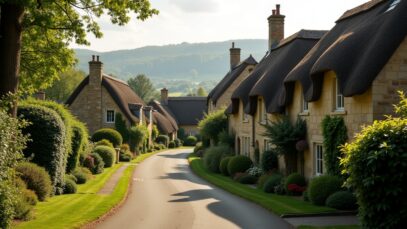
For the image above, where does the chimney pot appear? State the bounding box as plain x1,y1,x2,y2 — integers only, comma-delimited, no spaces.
276,4,280,15
92,55,95,61
272,9,276,15
96,55,99,62
161,88,168,105
232,42,235,48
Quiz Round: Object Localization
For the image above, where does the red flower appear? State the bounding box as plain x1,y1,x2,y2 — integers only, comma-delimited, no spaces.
287,184,306,193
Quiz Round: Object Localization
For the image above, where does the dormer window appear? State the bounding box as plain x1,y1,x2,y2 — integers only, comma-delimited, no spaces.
334,79,344,111
106,110,115,123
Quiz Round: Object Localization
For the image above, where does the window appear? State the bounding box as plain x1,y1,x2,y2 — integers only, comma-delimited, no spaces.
106,110,115,123
335,79,344,111
242,113,249,122
302,96,309,112
264,139,272,151
315,144,324,176
241,136,251,156
259,98,267,124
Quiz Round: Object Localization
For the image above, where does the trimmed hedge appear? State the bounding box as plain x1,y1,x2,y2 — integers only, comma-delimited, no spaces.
227,155,253,177
63,178,77,194
168,141,176,148
119,151,133,162
18,104,66,193
194,142,204,153
184,136,197,146
90,153,104,174
72,169,88,184
285,173,306,195
263,174,283,193
238,174,257,184
326,191,357,210
219,157,232,176
308,175,342,206
261,150,279,172
16,162,53,201
66,120,89,173
174,139,182,147
257,174,272,190
93,146,116,168
95,139,113,148
156,135,169,147
92,128,123,147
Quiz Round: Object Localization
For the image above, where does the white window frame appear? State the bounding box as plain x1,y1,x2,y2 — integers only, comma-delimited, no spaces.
302,96,309,112
106,110,115,123
335,79,344,111
241,136,250,156
259,98,267,124
264,139,272,152
242,113,249,123
315,143,324,176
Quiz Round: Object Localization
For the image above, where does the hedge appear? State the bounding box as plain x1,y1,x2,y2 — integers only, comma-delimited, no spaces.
326,191,357,210
66,120,89,173
261,149,279,172
227,155,253,177
203,145,231,173
184,136,197,146
92,128,123,147
156,135,169,147
18,104,66,194
219,157,232,176
16,162,53,201
308,175,342,206
93,146,116,167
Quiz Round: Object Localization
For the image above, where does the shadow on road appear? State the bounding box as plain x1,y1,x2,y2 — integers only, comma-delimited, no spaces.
158,152,190,159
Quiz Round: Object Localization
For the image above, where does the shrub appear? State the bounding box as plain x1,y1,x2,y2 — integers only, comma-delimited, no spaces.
261,149,279,172
326,191,357,210
119,151,133,162
95,139,114,148
198,109,227,144
65,174,77,184
120,144,130,152
156,135,169,147
115,113,129,143
72,170,88,184
308,175,342,206
238,174,258,184
246,166,263,177
13,178,37,220
92,128,123,147
83,155,95,171
218,130,235,148
194,142,205,153
174,139,182,147
341,96,407,228
18,104,66,193
219,157,232,176
129,125,148,153
184,136,197,146
285,173,306,195
257,174,272,190
227,155,253,177
263,174,283,193
93,146,116,167
63,178,77,194
322,116,347,176
90,153,105,174
16,162,53,201
66,120,89,173
303,190,309,202
203,145,231,173
274,183,286,195
168,141,176,148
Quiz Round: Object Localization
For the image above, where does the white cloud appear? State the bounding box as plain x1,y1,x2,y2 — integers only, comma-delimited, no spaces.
170,0,219,13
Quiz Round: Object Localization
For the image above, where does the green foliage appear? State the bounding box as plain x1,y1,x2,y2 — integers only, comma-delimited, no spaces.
218,130,235,148
127,74,160,102
257,174,272,190
90,153,105,175
18,104,66,193
341,106,407,228
203,145,231,173
129,125,148,152
321,115,348,176
394,91,407,118
156,135,170,147
285,173,306,189
114,113,129,143
219,157,232,176
14,177,38,220
119,151,133,162
92,128,123,147
184,135,198,146
168,141,176,148
262,117,306,174
44,69,85,103
261,149,279,172
16,162,53,201
151,125,159,141
196,87,208,96
308,175,342,206
177,128,186,140
67,120,89,173
93,146,116,168
198,109,228,145
63,178,77,194
237,174,257,184
194,142,204,153
174,139,182,147
326,191,357,210
95,139,114,148
72,170,88,184
227,155,253,177
263,174,283,193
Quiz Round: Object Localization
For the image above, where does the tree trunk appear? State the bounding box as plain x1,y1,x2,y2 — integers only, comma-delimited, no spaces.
0,4,24,116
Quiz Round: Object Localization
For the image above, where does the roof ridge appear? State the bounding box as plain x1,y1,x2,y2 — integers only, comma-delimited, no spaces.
336,0,386,22
272,29,327,51
102,74,128,85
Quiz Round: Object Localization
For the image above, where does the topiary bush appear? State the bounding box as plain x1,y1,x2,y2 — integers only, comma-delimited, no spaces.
18,104,66,194
16,162,53,201
93,146,116,168
227,155,253,177
128,125,148,153
168,141,176,148
92,128,123,147
203,145,231,173
261,149,279,172
119,151,133,162
184,135,198,146
63,178,77,194
257,174,272,190
263,174,283,193
219,157,232,176
14,178,37,221
285,173,306,195
174,139,182,147
72,169,88,184
90,153,105,174
308,175,342,206
326,191,357,210
95,139,113,148
237,174,258,184
66,120,89,173
156,135,169,147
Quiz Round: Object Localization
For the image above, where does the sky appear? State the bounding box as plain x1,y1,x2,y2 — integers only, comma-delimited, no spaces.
71,0,369,52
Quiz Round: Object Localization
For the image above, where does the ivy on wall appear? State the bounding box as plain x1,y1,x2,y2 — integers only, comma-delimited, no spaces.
321,115,348,176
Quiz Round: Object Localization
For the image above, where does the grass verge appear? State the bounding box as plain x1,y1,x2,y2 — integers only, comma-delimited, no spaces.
15,150,160,229
188,153,335,216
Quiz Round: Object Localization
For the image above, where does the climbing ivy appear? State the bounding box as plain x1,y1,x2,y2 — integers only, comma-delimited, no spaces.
321,116,347,176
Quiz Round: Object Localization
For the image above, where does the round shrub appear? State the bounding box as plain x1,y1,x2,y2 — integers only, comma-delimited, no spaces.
92,128,122,147
21,188,38,206
308,175,342,206
184,136,198,146
91,153,105,174
63,178,77,194
18,104,66,193
156,135,169,147
168,141,176,148
83,155,95,171
285,173,306,195
219,157,232,176
65,174,77,183
203,147,225,173
261,150,279,172
194,142,204,153
16,162,52,201
174,139,182,147
227,155,253,177
257,174,272,189
326,191,357,210
119,151,133,162
93,146,116,167
72,170,88,184
238,174,258,184
95,139,113,148
263,174,283,193
66,120,89,173
120,144,130,152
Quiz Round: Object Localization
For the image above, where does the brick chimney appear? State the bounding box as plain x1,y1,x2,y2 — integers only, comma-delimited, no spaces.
267,4,285,49
229,42,241,69
161,88,168,105
89,55,103,86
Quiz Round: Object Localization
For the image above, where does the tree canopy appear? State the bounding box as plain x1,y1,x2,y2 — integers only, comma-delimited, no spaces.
127,74,159,103
45,69,85,103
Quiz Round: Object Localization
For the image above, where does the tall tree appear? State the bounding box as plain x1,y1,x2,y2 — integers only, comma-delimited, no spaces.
0,1,158,116
127,74,159,102
45,69,85,103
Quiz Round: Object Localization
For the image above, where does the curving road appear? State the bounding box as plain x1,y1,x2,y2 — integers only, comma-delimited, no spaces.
96,149,293,229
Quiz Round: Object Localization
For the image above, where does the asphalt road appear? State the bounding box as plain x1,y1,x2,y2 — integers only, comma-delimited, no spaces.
96,148,293,229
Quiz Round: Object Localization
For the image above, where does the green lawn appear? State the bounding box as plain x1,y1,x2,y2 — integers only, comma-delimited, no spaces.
15,150,160,229
188,154,335,216
298,225,360,229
